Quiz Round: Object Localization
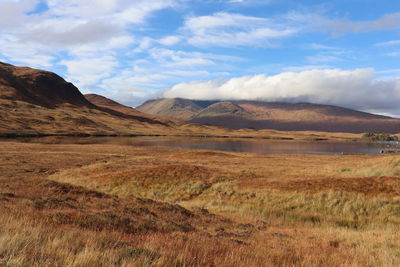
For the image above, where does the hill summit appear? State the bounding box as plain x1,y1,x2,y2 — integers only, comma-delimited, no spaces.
0,62,92,108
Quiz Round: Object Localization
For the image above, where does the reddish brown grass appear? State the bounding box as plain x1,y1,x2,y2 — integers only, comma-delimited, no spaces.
1,140,400,266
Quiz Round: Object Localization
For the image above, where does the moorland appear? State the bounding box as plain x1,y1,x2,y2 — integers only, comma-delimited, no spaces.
1,61,400,267
1,139,400,266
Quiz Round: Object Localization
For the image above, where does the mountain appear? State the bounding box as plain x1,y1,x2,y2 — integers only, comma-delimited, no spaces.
194,102,250,118
137,98,400,133
138,98,215,121
0,62,223,137
3,61,397,136
85,93,144,117
0,62,92,108
84,93,184,127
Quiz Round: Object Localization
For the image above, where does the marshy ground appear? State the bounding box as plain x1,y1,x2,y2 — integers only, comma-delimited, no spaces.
1,140,400,266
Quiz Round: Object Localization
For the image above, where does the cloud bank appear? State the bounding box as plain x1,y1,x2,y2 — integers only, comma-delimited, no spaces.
163,68,400,115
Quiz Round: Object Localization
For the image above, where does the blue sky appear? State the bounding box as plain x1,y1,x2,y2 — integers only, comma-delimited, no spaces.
1,0,400,115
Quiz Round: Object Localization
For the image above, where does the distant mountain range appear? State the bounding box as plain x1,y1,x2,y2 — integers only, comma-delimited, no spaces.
137,98,400,133
1,61,399,136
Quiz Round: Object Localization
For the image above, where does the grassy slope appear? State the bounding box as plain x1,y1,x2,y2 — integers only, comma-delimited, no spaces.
1,140,400,266
137,98,203,121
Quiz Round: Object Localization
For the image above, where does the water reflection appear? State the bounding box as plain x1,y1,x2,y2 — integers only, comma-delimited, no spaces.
136,139,399,155
9,136,400,155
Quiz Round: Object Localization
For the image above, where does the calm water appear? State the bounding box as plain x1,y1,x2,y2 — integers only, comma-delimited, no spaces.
10,136,400,155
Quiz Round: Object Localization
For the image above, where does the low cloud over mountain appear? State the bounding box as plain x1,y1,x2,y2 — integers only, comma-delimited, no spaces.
163,68,400,116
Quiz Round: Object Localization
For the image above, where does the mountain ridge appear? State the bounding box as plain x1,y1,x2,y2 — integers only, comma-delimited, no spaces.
0,62,216,137
137,98,400,133
0,62,93,108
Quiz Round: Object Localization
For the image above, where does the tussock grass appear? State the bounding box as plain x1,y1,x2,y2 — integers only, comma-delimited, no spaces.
190,184,400,229
50,162,231,202
338,157,400,177
3,141,400,266
0,213,161,267
2,212,400,267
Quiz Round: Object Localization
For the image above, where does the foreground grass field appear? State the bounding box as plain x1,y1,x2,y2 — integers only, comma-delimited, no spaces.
1,140,400,266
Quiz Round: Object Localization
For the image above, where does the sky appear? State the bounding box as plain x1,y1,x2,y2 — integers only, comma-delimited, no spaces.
1,0,400,116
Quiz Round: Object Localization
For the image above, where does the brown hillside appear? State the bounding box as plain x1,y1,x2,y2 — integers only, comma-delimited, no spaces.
85,93,144,116
0,62,228,137
138,98,400,133
195,102,249,118
0,62,93,108
85,93,181,126
137,98,204,120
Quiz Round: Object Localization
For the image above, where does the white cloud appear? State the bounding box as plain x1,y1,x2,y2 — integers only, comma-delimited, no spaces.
385,52,400,57
6,0,178,48
307,54,343,64
283,65,333,72
305,44,349,64
0,0,180,86
0,35,55,68
21,20,120,46
133,35,181,52
209,0,272,5
60,56,119,91
104,86,156,107
134,37,155,52
0,0,38,28
149,48,216,67
158,35,181,46
147,48,243,69
183,12,296,47
45,0,177,24
101,66,171,91
378,69,400,76
375,40,400,47
94,47,237,107
97,48,234,91
306,43,338,50
163,68,400,114
287,11,400,36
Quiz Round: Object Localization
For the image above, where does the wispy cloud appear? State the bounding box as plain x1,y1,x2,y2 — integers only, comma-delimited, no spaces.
306,43,339,50
287,11,400,36
282,65,333,72
385,52,400,57
183,12,297,47
60,56,119,91
158,35,181,46
375,40,400,46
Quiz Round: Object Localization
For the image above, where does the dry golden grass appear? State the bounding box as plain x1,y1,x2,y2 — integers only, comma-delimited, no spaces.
1,140,400,266
5,210,398,267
